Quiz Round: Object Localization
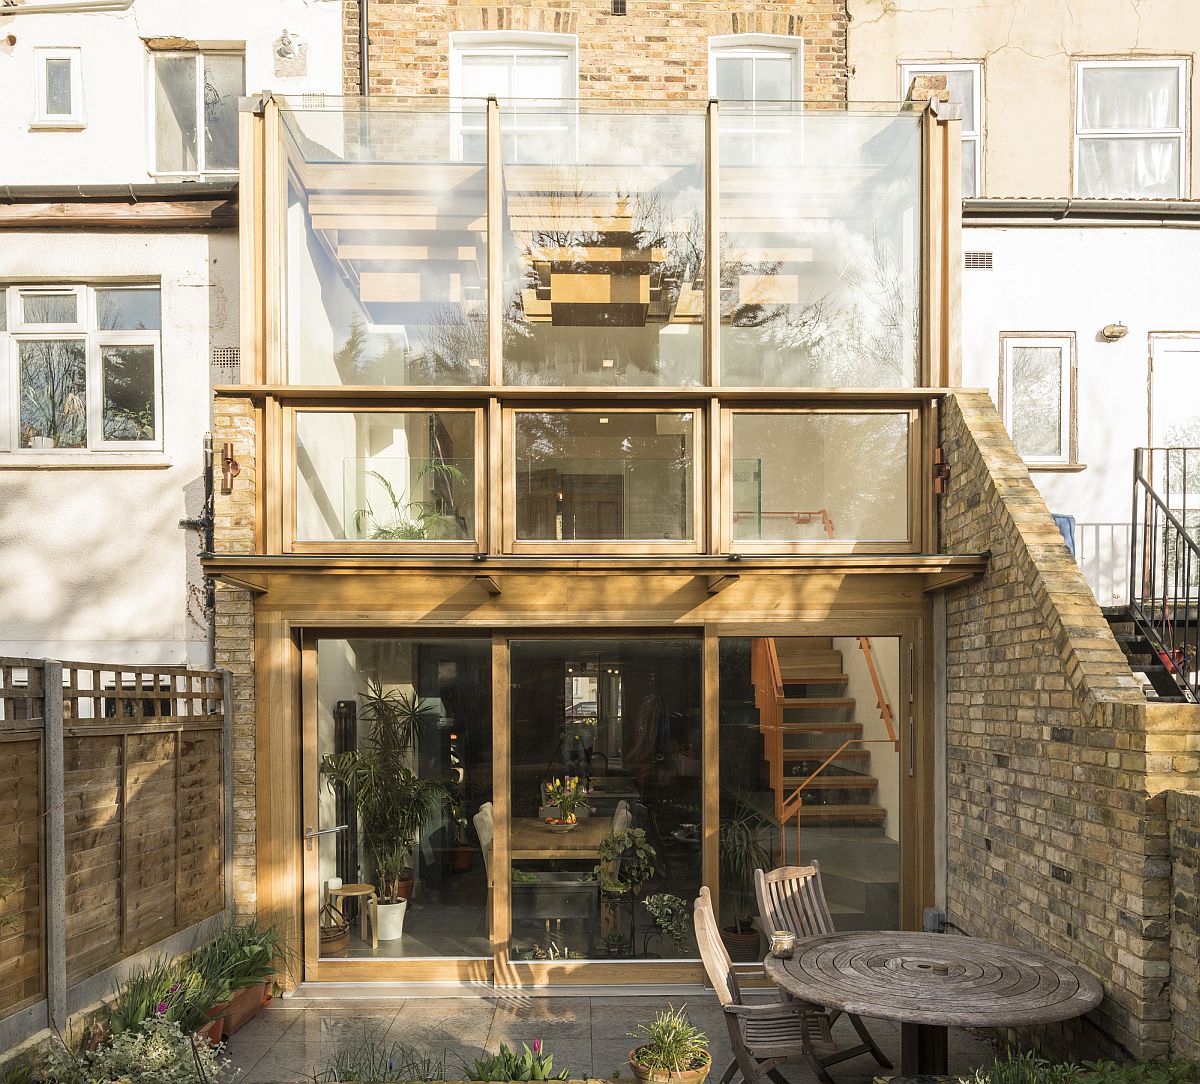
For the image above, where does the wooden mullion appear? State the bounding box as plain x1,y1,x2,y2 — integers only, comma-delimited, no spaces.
487,97,502,387
491,633,514,986
706,100,720,388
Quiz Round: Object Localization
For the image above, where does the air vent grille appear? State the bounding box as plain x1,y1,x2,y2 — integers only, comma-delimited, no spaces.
211,345,241,383
964,250,993,270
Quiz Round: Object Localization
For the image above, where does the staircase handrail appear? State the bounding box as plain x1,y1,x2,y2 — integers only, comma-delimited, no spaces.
1129,447,1199,702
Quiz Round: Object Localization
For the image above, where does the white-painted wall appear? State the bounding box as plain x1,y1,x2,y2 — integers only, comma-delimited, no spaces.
962,225,1200,605
0,0,343,185
0,229,236,664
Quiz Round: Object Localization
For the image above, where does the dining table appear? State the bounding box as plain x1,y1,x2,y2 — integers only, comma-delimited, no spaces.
764,930,1103,1075
509,815,612,861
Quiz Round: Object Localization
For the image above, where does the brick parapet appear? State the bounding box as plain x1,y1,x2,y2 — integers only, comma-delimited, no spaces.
1167,789,1200,1058
940,391,1169,1059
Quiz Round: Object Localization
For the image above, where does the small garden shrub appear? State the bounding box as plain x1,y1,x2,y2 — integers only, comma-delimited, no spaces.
466,1041,568,1081
315,1038,450,1083
44,1016,227,1084
959,1051,1200,1084
629,1005,709,1074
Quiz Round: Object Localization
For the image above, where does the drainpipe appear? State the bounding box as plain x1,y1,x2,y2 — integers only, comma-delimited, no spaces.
179,433,217,668
358,0,370,95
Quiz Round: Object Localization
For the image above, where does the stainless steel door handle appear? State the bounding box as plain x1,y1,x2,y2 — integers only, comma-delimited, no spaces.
304,824,348,851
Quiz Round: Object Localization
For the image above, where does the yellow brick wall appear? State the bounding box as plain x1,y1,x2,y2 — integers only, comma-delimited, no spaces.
343,1,848,102
939,391,1171,1059
1167,789,1200,1060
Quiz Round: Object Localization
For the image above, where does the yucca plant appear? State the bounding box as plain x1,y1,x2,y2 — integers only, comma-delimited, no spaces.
719,799,770,935
319,685,446,903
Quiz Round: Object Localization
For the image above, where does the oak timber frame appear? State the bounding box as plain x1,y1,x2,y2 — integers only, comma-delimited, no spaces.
210,93,971,987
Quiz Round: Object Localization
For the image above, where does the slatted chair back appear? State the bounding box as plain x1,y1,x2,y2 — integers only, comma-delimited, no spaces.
474,802,494,876
755,862,836,939
693,886,742,1007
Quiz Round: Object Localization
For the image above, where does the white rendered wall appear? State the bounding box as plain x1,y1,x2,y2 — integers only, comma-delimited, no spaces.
0,228,237,665
962,225,1200,605
0,0,343,185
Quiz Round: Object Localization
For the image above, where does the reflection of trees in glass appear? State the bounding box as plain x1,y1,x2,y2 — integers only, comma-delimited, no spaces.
101,345,156,441
332,308,487,386
19,340,86,448
1010,346,1062,457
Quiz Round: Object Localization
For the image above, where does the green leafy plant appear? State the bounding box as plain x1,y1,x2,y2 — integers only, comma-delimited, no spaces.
354,461,469,541
466,1041,568,1081
1077,1061,1200,1084
719,800,770,934
643,894,690,951
595,828,658,896
320,685,446,902
190,919,284,1002
0,1063,33,1084
109,956,224,1037
316,1038,450,1083
629,1004,710,1074
45,1015,228,1084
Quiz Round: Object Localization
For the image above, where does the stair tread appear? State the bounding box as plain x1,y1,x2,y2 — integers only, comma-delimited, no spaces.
787,776,878,789
783,746,869,758
781,697,856,708
781,673,850,685
796,805,887,821
781,722,862,734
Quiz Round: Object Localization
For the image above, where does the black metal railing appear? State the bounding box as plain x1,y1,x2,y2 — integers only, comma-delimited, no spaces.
1130,447,1200,702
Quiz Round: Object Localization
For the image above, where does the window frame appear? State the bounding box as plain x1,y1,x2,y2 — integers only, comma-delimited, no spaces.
1,284,163,454
503,404,705,555
33,47,86,128
1073,58,1188,199
708,34,804,102
998,333,1077,467
899,61,981,197
722,404,920,555
284,403,488,555
147,49,245,179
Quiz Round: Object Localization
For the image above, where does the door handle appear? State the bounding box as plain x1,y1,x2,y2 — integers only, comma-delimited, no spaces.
305,824,348,851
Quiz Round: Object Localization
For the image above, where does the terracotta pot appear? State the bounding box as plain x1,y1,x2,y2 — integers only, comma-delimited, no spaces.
628,1048,711,1084
394,876,415,903
196,1006,228,1046
450,845,473,872
261,980,273,1008
720,926,760,963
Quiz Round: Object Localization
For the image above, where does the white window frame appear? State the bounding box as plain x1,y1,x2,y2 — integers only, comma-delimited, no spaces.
900,61,982,196
1073,58,1188,198
999,333,1076,466
2,284,163,454
33,47,86,128
708,34,804,102
147,49,245,178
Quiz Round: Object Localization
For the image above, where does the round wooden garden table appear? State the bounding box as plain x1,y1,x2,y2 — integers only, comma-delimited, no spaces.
764,931,1103,1076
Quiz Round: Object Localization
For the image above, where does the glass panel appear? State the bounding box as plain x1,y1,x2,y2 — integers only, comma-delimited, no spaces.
155,56,198,173
295,411,476,542
460,53,514,97
962,137,978,198
754,56,794,101
514,411,694,542
715,55,753,99
720,108,921,386
101,345,156,441
936,70,976,131
509,638,702,962
1081,65,1179,130
96,288,161,330
201,55,243,171
22,292,77,325
316,638,492,959
282,104,488,386
1077,136,1180,198
719,635,902,950
732,412,909,542
18,339,87,449
512,53,570,98
502,106,705,386
1009,345,1063,459
44,58,73,116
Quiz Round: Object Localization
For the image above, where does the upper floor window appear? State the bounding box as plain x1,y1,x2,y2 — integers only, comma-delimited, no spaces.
450,32,577,161
151,51,244,176
34,47,85,128
1,285,161,453
1075,60,1187,198
709,35,802,101
900,62,981,196
999,333,1076,466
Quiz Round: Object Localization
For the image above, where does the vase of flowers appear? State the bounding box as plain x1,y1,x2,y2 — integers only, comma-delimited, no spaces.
540,775,588,824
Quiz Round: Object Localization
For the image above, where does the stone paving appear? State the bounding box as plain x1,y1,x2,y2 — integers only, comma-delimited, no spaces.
222,996,995,1083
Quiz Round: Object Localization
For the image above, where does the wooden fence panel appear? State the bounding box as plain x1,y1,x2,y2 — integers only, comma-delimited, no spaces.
0,660,46,1021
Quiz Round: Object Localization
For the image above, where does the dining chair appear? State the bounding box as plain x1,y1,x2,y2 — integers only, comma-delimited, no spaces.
754,863,892,1071
473,802,494,875
693,886,849,1084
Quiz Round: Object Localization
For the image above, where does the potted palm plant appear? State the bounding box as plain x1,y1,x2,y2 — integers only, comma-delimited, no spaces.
320,684,445,941
719,799,770,962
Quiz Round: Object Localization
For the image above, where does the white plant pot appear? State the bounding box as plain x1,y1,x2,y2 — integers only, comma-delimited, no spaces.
376,900,407,941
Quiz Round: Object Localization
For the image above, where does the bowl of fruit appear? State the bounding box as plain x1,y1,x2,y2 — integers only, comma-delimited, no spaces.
544,814,579,833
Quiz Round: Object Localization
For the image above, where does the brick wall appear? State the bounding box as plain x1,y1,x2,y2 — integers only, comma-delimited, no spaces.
211,396,258,919
939,391,1171,1058
1169,789,1200,1059
343,0,848,102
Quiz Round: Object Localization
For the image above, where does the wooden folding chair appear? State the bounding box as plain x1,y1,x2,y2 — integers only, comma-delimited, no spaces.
754,863,892,1073
693,887,860,1084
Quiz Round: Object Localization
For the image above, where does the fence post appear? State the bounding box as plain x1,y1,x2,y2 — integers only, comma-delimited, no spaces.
220,669,234,916
42,659,66,1033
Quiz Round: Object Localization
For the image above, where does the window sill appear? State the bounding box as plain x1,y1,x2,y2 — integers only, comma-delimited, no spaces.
1026,462,1087,473
29,120,88,131
0,452,172,470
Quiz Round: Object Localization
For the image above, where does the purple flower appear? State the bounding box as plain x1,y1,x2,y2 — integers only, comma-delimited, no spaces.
532,1040,542,1056
155,1002,168,1015
167,984,181,994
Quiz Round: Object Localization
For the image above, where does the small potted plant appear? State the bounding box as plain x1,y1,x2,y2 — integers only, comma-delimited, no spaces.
719,801,770,962
602,930,628,958
628,1004,711,1084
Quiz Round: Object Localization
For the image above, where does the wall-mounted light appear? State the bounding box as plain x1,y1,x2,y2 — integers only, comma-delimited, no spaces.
220,442,240,494
1100,322,1128,342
